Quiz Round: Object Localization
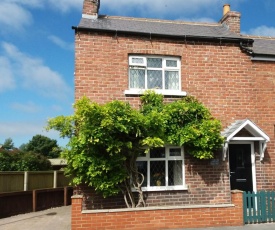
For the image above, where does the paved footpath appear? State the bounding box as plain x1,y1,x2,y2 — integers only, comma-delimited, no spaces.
181,223,275,230
0,205,71,230
1,206,275,230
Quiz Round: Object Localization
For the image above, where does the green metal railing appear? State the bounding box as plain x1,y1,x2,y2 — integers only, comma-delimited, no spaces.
243,191,275,224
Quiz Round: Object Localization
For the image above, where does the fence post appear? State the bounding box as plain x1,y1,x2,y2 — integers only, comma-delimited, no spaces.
24,171,29,191
64,187,68,206
53,171,57,188
33,190,37,212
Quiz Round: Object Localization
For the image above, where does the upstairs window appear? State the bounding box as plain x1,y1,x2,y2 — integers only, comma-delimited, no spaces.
128,56,181,93
136,146,187,191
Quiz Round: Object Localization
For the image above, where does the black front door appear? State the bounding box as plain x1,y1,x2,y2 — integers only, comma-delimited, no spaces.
229,144,253,192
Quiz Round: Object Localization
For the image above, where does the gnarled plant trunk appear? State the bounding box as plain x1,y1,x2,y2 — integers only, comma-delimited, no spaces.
121,154,145,208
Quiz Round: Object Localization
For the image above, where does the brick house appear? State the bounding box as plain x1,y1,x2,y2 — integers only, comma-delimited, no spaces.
71,1,275,229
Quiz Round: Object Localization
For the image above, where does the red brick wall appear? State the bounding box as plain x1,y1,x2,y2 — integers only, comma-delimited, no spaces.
71,191,243,230
74,31,275,205
74,152,230,210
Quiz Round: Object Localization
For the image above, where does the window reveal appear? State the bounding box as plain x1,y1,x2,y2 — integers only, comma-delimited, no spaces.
129,56,180,91
136,147,185,190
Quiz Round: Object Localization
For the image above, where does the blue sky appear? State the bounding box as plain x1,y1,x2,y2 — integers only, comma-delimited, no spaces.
0,0,275,148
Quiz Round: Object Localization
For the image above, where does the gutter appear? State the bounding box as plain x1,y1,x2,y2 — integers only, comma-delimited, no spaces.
251,55,275,62
72,26,254,44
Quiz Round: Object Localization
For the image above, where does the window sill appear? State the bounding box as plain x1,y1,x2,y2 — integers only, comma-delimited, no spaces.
132,185,188,192
124,89,187,97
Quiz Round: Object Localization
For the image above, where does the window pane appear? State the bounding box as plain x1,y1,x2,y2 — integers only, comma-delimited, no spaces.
166,60,177,67
130,69,145,88
147,70,162,89
138,151,146,157
165,71,179,90
150,147,165,158
132,57,144,64
147,58,162,68
168,160,183,186
150,161,165,186
136,161,147,187
169,148,181,156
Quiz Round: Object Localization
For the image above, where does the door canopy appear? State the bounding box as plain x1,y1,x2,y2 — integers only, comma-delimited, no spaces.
221,119,270,161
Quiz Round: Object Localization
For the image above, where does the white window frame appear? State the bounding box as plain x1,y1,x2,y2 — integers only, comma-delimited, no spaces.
136,146,188,191
125,56,187,97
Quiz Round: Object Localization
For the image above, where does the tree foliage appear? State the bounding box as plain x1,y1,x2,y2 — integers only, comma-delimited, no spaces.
0,149,52,171
24,134,61,158
47,91,224,207
1,138,15,150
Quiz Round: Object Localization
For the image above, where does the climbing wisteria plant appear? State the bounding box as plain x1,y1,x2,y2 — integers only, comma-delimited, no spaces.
47,91,224,208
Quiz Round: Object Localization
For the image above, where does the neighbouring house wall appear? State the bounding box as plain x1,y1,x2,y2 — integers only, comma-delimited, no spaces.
74,31,275,207
71,190,243,230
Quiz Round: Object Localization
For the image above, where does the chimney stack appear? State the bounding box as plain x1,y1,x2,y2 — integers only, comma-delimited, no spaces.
219,4,241,34
82,0,100,19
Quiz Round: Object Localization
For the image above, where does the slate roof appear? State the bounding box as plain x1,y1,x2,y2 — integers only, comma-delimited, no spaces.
77,16,243,41
221,120,246,139
250,38,275,56
75,15,275,56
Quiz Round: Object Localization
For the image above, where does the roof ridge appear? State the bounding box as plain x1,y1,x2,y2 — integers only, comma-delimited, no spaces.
102,15,220,27
241,35,275,40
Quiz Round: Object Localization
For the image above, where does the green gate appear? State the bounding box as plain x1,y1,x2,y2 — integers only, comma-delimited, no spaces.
243,191,275,224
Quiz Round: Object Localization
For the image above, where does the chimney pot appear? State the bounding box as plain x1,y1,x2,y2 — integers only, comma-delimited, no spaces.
223,4,230,16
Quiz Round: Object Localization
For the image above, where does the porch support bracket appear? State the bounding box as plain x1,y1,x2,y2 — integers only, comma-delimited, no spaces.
260,141,267,162
222,141,229,161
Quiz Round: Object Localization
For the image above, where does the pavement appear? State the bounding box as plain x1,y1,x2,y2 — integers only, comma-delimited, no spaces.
0,205,71,230
183,223,275,230
1,205,275,230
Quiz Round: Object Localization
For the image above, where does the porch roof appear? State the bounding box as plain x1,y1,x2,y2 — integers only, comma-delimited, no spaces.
221,119,270,161
221,119,270,142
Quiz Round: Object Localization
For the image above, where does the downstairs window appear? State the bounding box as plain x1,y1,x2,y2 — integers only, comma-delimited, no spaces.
136,146,187,191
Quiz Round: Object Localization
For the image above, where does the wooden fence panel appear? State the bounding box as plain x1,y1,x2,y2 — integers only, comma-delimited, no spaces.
57,171,71,187
243,190,275,224
0,172,24,192
0,171,70,192
28,172,54,190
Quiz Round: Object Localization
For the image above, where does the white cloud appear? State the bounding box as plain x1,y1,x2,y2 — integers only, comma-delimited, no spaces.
0,121,45,137
4,0,82,11
0,0,82,32
1,42,72,100
48,35,74,51
101,0,246,19
47,0,82,13
0,2,32,32
0,121,68,147
11,101,42,113
246,26,275,37
177,17,216,23
0,57,16,92
51,105,64,112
